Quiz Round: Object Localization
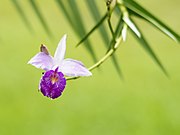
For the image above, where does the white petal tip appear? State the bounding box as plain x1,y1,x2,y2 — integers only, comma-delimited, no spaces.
62,34,67,40
87,71,92,76
80,70,92,77
27,60,32,65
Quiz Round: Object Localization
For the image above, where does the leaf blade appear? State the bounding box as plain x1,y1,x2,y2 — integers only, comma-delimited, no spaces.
11,0,33,32
76,13,107,46
85,0,110,45
129,19,169,76
29,0,53,38
123,0,180,42
56,0,97,62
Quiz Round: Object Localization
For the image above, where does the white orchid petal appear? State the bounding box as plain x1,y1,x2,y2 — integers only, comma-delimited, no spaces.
28,52,54,71
59,59,92,77
54,34,67,64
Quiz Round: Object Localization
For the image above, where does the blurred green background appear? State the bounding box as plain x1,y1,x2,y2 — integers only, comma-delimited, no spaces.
0,0,180,135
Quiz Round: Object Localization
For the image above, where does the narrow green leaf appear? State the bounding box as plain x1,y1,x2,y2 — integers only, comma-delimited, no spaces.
76,13,107,46
128,8,144,19
107,16,124,52
102,16,124,79
115,17,124,39
123,16,141,37
111,53,124,80
55,0,75,29
85,0,110,45
11,0,33,32
123,0,180,42
56,0,97,62
85,0,123,79
68,0,87,35
110,17,125,79
29,0,53,38
56,0,84,37
70,0,98,62
130,19,168,76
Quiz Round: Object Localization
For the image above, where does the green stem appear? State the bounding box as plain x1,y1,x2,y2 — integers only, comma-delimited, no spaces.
66,36,123,81
66,1,127,81
108,18,114,37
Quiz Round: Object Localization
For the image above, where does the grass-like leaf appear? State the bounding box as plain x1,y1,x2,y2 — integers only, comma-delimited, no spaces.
11,0,33,32
68,0,87,35
68,0,97,62
56,0,97,62
56,0,84,42
55,0,74,29
128,19,168,76
111,53,124,79
29,0,53,38
110,17,126,79
106,17,125,79
123,16,141,38
86,0,124,78
85,0,110,45
107,15,124,52
123,0,180,42
76,13,107,46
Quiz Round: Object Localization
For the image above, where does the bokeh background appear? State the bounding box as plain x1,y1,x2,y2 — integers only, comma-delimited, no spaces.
0,0,180,135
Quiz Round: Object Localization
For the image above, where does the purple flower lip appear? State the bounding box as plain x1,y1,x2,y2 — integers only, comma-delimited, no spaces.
40,68,66,99
50,67,59,84
28,34,92,99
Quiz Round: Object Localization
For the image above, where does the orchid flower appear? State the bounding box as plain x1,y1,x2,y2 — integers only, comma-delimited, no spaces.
28,35,92,99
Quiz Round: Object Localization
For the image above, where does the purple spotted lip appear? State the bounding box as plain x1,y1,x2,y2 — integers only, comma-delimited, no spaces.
40,68,66,99
28,35,92,99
